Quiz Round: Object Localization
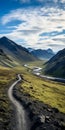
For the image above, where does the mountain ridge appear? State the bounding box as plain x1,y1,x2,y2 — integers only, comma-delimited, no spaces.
44,48,65,78
0,36,36,66
30,48,54,60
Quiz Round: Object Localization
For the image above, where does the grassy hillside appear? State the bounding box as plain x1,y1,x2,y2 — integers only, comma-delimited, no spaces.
14,66,65,113
0,49,19,67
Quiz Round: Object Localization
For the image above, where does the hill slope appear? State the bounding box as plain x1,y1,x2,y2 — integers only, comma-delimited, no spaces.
31,48,54,60
44,48,65,78
0,49,16,67
0,37,36,65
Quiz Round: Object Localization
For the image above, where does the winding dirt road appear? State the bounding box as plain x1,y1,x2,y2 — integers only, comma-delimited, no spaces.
8,74,29,130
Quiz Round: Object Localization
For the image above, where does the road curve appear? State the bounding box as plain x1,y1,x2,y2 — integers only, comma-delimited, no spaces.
8,74,29,130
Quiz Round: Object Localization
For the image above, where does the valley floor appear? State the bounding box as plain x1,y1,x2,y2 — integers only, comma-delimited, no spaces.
0,65,65,130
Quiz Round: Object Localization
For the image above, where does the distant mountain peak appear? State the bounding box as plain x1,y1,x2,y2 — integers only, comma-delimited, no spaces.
0,36,8,40
28,48,35,52
31,48,54,60
0,36,17,49
47,48,52,51
47,48,54,54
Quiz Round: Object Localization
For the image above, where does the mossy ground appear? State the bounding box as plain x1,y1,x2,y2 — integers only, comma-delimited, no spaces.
0,67,16,130
22,76,65,113
0,63,65,129
15,65,65,114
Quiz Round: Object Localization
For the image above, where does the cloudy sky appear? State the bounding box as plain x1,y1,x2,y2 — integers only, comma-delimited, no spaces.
0,0,65,52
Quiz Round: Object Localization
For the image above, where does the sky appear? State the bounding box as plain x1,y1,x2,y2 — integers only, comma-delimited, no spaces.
0,0,65,52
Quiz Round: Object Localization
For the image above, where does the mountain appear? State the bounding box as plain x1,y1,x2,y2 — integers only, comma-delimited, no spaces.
0,36,36,65
31,48,54,60
27,48,35,52
47,48,54,54
44,48,65,78
0,49,6,56
0,49,15,67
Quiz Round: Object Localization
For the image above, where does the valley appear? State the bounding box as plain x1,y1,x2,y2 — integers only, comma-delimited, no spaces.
0,0,65,129
0,64,65,130
0,37,65,130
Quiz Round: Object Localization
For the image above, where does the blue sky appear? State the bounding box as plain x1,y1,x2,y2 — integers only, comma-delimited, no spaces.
0,0,65,52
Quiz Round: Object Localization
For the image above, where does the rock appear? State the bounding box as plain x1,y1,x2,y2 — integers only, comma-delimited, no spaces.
30,115,46,130
36,126,46,130
45,116,50,123
60,118,64,122
29,111,35,120
47,108,52,112
39,115,45,123
60,124,65,130
46,116,50,119
31,121,41,130
54,120,60,127
52,108,59,113
43,105,47,110
26,102,32,108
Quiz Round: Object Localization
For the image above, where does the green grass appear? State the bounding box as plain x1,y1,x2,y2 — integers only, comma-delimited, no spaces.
0,64,65,114
15,66,65,114
0,63,65,130
0,67,16,129
28,60,45,68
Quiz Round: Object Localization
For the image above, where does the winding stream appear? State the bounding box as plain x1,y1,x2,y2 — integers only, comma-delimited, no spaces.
24,64,65,83
8,74,29,130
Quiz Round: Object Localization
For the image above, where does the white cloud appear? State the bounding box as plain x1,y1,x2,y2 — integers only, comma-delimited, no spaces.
1,9,22,25
61,0,65,3
1,7,65,52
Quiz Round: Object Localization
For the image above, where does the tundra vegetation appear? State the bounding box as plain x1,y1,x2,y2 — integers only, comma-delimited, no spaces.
0,64,65,129
0,67,16,130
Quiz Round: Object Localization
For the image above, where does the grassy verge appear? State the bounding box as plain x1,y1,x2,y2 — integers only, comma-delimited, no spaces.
13,65,65,129
0,66,16,130
28,60,45,68
15,66,65,114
